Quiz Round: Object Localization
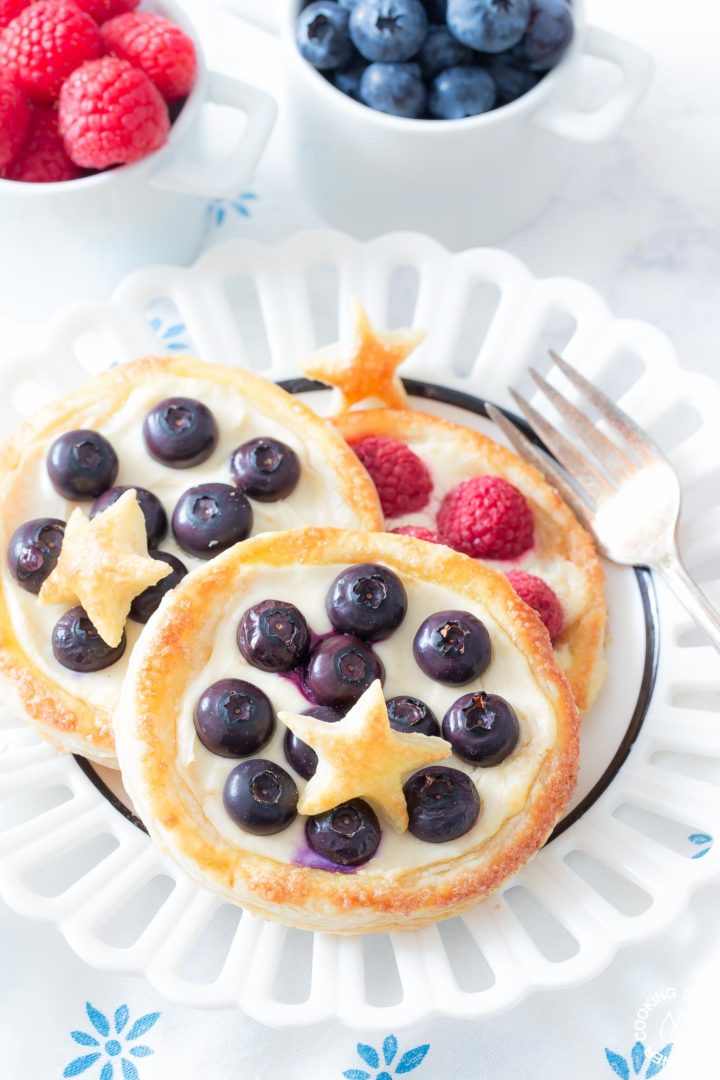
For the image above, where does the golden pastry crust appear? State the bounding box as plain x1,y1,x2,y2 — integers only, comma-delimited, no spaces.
115,527,580,933
337,408,607,714
0,357,382,766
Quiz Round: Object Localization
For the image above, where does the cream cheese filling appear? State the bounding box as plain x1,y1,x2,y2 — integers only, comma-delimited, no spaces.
176,563,557,872
2,375,368,718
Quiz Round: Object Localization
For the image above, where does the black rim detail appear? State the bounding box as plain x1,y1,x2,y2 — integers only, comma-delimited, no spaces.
74,377,659,843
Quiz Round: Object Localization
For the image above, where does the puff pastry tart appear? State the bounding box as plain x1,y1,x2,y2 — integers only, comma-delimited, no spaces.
299,303,607,714
0,357,382,766
115,527,579,933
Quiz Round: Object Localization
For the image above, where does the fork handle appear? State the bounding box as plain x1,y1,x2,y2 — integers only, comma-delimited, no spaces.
656,552,720,654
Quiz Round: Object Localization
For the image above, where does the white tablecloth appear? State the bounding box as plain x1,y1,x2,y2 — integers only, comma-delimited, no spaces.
2,1,720,1077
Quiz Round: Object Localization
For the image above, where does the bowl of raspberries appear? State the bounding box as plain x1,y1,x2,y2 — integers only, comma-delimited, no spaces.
222,0,651,247
0,0,276,318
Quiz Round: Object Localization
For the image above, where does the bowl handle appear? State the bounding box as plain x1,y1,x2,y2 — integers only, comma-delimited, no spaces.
533,26,653,143
150,71,277,198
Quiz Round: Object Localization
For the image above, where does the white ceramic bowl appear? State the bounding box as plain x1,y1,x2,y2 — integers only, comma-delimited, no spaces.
222,0,652,247
0,0,277,322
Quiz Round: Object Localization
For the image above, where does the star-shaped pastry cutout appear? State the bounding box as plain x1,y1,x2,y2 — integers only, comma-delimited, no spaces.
299,301,425,415
278,680,451,832
39,489,171,647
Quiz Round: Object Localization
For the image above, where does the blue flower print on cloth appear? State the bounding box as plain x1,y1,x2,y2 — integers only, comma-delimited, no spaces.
208,191,258,227
343,1036,430,1080
63,1003,160,1079
688,832,713,858
605,1040,673,1079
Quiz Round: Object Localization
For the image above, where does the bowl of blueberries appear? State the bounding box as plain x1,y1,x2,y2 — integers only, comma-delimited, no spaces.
225,0,651,246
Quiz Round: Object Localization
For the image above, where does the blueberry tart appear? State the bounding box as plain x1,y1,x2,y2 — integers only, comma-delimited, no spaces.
0,357,382,765
116,527,579,932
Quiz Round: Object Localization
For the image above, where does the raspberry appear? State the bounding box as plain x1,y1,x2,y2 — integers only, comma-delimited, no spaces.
59,57,170,168
351,435,433,519
0,1,104,105
437,475,534,560
391,525,443,544
0,0,30,30
6,106,82,181
0,69,29,171
101,12,197,101
72,0,138,21
506,570,563,642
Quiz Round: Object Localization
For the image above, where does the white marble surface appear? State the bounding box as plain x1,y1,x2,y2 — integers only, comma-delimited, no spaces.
2,3,720,1077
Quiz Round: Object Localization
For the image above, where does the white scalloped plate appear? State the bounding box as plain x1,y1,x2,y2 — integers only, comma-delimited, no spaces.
1,231,720,1030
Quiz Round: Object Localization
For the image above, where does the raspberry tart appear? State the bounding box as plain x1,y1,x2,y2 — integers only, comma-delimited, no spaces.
302,304,608,714
0,357,382,765
115,527,579,932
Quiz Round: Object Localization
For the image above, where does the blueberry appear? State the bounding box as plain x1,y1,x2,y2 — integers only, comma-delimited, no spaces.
442,690,519,764
418,25,474,79
223,759,298,835
512,0,573,70
306,798,381,866
326,563,407,641
237,599,311,673
284,705,343,779
296,1,353,70
350,0,429,62
386,695,440,736
360,61,426,117
129,550,187,623
7,518,65,594
404,765,480,841
447,0,531,52
484,57,538,103
333,52,368,98
47,430,118,501
172,483,252,559
90,485,167,547
413,609,491,684
194,678,275,758
143,397,218,469
429,65,496,118
305,633,384,707
229,437,300,502
52,606,126,673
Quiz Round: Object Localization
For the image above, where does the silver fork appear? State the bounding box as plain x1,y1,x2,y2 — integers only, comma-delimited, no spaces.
486,350,720,653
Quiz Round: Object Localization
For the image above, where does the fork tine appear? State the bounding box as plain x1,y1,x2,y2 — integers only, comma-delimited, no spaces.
549,350,663,466
485,404,597,534
509,389,615,507
529,367,637,485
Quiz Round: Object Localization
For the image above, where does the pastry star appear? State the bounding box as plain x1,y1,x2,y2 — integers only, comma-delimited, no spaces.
300,301,425,415
39,489,171,647
278,680,451,832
